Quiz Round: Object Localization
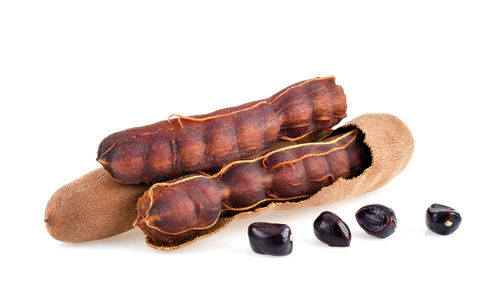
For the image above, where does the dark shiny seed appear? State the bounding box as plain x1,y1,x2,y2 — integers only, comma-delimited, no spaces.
248,222,293,256
313,211,351,247
426,204,461,235
355,204,397,238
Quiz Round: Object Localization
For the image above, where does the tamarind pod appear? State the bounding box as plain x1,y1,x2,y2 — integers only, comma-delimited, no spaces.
135,129,370,245
97,76,346,184
135,113,414,250
44,168,149,243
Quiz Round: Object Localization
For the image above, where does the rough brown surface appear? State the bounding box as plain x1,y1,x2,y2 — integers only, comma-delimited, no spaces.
143,113,414,249
44,168,148,243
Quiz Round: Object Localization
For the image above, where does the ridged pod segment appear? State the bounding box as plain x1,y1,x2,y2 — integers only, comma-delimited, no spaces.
97,76,346,184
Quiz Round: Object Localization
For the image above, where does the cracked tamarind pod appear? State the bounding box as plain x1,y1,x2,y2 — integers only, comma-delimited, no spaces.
97,76,347,184
135,113,414,249
136,128,370,248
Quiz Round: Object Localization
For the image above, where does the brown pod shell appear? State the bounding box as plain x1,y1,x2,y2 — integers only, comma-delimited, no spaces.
272,113,413,211
139,113,414,249
44,168,149,243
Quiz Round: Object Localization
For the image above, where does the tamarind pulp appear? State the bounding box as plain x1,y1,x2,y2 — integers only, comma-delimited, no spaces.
97,76,347,184
135,128,371,247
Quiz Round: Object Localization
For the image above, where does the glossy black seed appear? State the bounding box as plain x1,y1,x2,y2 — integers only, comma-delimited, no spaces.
313,211,351,247
355,204,397,238
248,222,293,256
426,204,461,235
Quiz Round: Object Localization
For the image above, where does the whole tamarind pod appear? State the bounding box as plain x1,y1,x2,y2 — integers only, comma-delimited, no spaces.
44,168,149,242
135,113,414,249
135,128,370,248
97,76,346,184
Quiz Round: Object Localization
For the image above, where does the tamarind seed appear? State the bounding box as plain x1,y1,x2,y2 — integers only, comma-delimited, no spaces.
426,204,461,235
313,211,351,247
355,204,397,238
248,223,293,256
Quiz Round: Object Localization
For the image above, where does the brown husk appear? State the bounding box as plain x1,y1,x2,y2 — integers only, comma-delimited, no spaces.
44,169,149,243
146,113,414,249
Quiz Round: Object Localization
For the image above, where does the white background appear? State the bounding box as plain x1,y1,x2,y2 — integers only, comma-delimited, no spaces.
1,1,499,301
